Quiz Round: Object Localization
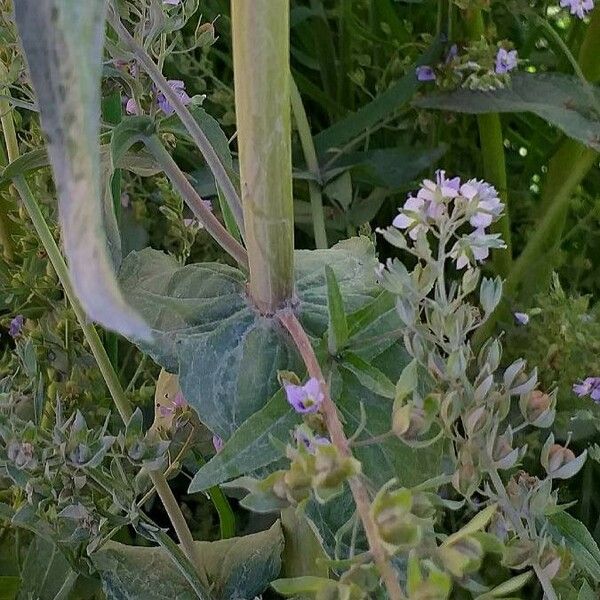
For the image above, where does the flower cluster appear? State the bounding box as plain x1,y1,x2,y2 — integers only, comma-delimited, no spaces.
417,43,518,91
560,0,595,19
386,169,505,271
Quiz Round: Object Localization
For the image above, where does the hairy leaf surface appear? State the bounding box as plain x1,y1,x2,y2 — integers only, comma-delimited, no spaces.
14,0,149,338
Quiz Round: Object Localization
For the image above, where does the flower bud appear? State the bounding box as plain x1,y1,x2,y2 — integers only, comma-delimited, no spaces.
312,444,361,502
540,434,587,480
502,538,537,569
519,389,555,427
392,404,430,442
438,536,483,578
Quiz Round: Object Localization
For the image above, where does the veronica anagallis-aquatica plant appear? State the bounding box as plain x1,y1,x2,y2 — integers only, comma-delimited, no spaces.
0,0,594,599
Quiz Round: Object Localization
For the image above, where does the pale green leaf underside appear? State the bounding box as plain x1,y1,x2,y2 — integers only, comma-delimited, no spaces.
416,73,600,151
118,238,380,439
92,522,284,600
14,0,150,339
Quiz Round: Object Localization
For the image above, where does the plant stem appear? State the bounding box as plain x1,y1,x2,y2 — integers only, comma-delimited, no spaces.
231,1,295,313
290,76,328,249
144,135,248,268
278,310,405,600
0,90,17,260
106,6,245,237
11,175,201,576
464,9,512,277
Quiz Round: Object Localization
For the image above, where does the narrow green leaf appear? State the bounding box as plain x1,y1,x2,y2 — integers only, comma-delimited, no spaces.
341,352,396,399
14,0,150,339
547,511,600,581
325,265,349,354
314,39,442,155
578,580,596,600
188,391,299,493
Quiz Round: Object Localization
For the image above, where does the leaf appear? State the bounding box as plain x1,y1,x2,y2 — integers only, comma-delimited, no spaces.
118,238,380,439
314,39,442,156
416,73,600,152
189,391,299,493
325,265,349,354
547,511,600,581
92,522,284,600
17,536,75,600
578,580,596,600
341,352,396,399
14,1,150,339
328,146,447,189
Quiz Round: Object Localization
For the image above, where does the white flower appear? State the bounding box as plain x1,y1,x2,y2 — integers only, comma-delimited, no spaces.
460,179,503,229
450,228,505,269
392,196,427,240
417,170,461,220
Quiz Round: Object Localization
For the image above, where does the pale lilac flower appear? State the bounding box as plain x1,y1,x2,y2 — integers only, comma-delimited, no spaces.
416,66,436,82
163,0,181,4
560,0,595,19
460,179,503,229
9,315,24,338
450,228,501,269
392,196,427,240
156,80,191,116
285,377,324,414
120,193,130,209
573,377,600,401
159,391,187,417
495,49,518,74
445,44,458,64
514,312,529,325
417,170,461,220
125,98,139,115
212,435,224,452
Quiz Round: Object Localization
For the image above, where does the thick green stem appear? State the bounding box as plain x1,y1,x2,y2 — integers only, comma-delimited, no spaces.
12,176,200,575
290,77,328,249
231,0,294,313
144,135,248,268
464,9,512,277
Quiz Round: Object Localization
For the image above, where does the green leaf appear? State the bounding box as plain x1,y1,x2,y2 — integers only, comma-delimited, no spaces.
341,352,396,399
314,39,442,156
325,265,349,354
416,73,600,152
328,145,446,189
271,576,332,595
0,578,20,600
14,0,150,339
578,580,596,600
17,536,75,600
118,238,380,439
547,511,600,581
92,522,284,600
189,391,299,493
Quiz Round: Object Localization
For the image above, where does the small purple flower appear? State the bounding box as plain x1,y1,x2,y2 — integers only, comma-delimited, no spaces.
156,80,191,116
295,428,330,453
9,315,24,338
212,435,224,452
573,377,600,401
514,312,530,326
460,179,503,230
285,377,324,414
416,66,436,82
125,98,139,115
392,195,427,240
495,48,518,74
560,0,595,19
159,391,187,417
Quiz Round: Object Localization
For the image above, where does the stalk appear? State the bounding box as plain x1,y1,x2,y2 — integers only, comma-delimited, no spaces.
231,0,295,313
0,82,18,260
278,311,405,600
290,77,328,249
107,6,245,238
464,9,512,277
144,135,248,268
